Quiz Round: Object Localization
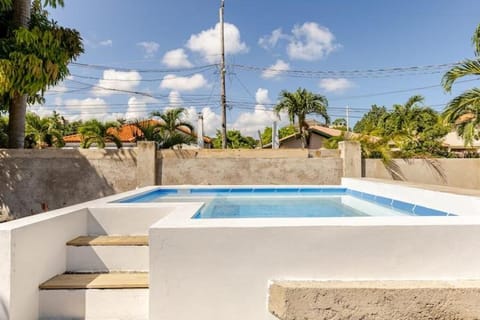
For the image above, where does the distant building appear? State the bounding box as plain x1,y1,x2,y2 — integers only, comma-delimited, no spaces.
63,120,212,149
442,131,480,155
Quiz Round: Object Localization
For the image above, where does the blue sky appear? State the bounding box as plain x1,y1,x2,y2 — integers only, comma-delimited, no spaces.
32,0,480,137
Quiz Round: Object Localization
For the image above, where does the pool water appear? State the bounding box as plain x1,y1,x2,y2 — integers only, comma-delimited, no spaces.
116,187,451,219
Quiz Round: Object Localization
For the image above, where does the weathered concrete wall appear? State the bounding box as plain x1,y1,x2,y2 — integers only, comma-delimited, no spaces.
0,149,137,218
364,158,480,189
269,280,480,320
158,158,342,185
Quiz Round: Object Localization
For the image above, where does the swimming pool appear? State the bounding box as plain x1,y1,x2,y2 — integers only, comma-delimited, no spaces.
116,187,451,218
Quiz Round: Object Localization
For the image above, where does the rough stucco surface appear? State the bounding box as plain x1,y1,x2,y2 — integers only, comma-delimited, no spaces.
364,158,480,189
158,158,342,185
0,149,137,218
269,281,480,320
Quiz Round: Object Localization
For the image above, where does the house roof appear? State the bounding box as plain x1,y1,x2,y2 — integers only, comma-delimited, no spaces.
63,120,212,144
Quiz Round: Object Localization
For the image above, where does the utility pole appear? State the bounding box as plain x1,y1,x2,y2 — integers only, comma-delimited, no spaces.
346,105,350,132
219,0,227,149
197,112,204,149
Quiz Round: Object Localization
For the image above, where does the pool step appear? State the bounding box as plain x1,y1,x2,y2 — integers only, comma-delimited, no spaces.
39,272,149,320
67,235,149,272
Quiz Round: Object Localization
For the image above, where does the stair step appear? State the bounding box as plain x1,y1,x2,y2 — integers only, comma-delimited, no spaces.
67,235,148,246
39,272,149,290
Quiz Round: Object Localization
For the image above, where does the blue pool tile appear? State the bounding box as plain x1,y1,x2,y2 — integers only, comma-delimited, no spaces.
392,200,415,212
362,193,376,202
229,188,254,193
374,195,393,207
299,188,325,193
346,189,362,198
252,188,279,193
190,188,230,193
413,205,448,216
276,188,300,193
320,188,347,193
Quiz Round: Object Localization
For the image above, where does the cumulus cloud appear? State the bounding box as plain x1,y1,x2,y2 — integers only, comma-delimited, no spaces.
168,90,184,107
162,48,193,68
319,78,354,93
124,96,159,120
287,22,339,61
262,59,290,79
231,88,288,137
160,74,208,92
186,22,248,63
137,41,160,58
92,69,142,96
180,106,221,137
99,39,113,47
258,28,288,50
61,98,114,122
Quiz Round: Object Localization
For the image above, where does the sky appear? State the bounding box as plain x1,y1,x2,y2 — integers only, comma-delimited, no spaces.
30,0,480,137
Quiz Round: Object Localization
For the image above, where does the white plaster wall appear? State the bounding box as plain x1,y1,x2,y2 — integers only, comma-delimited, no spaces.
150,220,480,320
0,231,11,320
3,209,88,320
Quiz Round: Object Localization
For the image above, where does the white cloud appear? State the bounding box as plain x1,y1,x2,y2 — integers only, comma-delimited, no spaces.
258,28,288,50
319,78,354,93
125,96,159,120
162,48,193,68
99,39,113,47
168,90,183,107
183,106,221,137
160,74,208,92
92,69,142,96
137,41,160,58
262,59,290,79
287,22,338,61
63,98,111,121
231,88,288,137
186,22,248,63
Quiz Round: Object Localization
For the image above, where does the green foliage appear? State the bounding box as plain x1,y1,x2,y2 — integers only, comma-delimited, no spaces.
24,112,64,148
331,118,347,130
441,23,480,146
0,114,7,147
274,88,329,148
260,124,296,146
78,119,122,149
353,105,388,134
150,107,195,149
212,130,257,149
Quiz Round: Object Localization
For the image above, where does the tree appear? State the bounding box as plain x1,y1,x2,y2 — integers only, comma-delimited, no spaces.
150,108,195,149
78,119,122,149
353,105,388,134
442,23,480,146
212,130,257,149
274,88,329,148
0,0,83,148
0,114,8,147
260,125,296,146
131,119,161,142
25,112,64,148
331,118,347,130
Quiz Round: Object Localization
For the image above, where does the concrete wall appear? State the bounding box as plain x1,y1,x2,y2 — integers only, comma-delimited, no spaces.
364,158,480,189
0,149,137,218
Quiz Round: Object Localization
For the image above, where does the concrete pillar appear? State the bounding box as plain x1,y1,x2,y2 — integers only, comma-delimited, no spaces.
339,141,361,178
136,141,157,187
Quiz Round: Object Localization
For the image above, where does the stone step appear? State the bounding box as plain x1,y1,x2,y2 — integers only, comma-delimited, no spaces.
39,272,149,290
66,235,149,272
67,235,148,246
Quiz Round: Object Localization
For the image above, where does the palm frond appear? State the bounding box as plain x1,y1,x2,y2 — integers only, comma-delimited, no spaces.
442,59,480,92
473,23,480,57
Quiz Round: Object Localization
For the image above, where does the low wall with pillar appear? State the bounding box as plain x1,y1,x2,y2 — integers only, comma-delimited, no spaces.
1,143,358,219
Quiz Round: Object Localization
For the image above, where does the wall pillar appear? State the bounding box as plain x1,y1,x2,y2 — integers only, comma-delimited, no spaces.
136,142,157,187
339,141,361,178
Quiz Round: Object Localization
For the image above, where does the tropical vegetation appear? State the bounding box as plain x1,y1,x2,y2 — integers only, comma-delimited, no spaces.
78,119,122,149
24,112,64,148
0,0,83,148
150,107,195,149
260,125,296,147
442,23,480,146
274,88,329,148
212,129,257,149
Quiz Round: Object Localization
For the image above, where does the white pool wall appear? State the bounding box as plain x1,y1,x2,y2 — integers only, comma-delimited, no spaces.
149,182,480,320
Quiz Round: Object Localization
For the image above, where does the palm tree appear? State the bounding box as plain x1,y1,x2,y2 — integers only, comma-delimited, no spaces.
25,112,64,148
131,119,161,142
442,23,480,146
78,119,122,149
274,88,329,148
150,108,195,149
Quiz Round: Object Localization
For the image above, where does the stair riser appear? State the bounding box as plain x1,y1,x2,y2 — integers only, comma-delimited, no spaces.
67,246,149,272
39,289,148,320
